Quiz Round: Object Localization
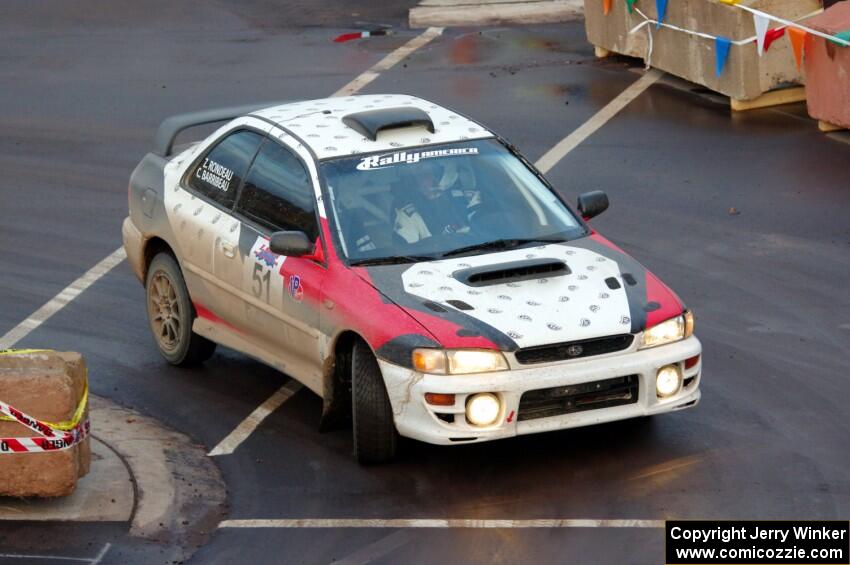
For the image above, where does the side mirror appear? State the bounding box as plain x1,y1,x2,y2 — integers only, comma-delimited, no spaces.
269,230,314,257
577,190,609,220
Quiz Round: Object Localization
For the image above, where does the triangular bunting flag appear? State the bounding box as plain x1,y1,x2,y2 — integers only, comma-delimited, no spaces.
604,0,612,15
656,0,668,28
754,13,770,56
626,0,637,13
763,27,786,53
833,30,850,46
788,27,806,69
715,36,732,76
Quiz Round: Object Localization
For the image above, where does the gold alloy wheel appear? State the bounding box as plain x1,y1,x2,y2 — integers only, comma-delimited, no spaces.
148,270,181,352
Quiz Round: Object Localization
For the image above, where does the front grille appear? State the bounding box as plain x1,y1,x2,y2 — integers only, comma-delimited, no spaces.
517,375,639,422
514,334,633,365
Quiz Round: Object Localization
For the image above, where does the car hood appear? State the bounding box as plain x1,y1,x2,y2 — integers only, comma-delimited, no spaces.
357,235,685,351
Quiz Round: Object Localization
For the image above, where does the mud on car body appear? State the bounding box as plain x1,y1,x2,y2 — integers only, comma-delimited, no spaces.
123,94,702,463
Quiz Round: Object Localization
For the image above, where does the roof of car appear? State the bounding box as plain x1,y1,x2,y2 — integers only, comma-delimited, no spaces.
251,94,496,160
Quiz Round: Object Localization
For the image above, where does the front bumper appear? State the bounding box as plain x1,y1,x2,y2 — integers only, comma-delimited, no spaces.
379,335,702,445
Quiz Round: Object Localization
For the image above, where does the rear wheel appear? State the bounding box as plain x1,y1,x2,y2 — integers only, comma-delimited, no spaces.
351,340,398,464
145,253,216,366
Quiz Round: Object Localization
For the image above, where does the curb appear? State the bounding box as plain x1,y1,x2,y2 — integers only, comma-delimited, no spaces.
0,395,227,562
409,0,584,28
90,395,227,547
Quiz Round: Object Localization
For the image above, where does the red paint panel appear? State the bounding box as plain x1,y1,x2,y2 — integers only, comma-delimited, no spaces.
317,218,438,349
356,267,500,350
590,232,627,253
317,218,498,351
644,270,684,327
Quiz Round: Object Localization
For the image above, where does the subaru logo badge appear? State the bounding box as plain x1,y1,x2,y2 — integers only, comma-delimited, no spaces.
566,345,583,357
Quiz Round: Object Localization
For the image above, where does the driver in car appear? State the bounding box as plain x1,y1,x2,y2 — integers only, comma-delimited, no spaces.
393,160,480,243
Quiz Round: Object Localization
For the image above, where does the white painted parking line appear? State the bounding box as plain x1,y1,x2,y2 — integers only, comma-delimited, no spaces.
220,518,664,528
534,69,663,174
208,380,302,456
332,27,444,98
0,542,111,564
0,247,126,349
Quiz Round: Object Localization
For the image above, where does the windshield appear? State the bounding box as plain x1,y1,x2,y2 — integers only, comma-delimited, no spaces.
320,139,586,264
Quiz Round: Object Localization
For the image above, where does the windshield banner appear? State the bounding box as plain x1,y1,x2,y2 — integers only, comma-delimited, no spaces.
356,147,479,171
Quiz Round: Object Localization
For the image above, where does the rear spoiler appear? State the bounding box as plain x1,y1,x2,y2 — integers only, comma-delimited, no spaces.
153,101,294,157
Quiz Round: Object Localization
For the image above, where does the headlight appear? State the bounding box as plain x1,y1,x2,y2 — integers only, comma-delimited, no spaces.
412,349,508,374
640,311,694,349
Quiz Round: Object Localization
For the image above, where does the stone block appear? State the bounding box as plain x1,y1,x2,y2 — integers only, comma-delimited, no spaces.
0,350,91,497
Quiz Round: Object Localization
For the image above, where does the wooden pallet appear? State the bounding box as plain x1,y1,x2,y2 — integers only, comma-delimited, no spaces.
594,46,612,59
818,120,845,133
730,87,807,112
590,44,807,112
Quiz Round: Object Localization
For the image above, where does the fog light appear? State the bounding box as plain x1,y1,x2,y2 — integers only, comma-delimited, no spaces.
656,365,683,398
465,393,501,427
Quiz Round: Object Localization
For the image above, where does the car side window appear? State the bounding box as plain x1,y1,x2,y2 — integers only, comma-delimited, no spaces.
236,140,319,240
188,130,265,208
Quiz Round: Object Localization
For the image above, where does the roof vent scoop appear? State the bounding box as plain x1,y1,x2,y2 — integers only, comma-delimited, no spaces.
454,259,570,287
342,107,435,141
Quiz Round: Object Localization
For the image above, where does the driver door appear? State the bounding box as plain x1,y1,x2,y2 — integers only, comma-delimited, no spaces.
232,134,325,392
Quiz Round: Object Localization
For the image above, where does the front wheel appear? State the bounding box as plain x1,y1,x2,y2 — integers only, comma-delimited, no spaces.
351,340,398,464
145,253,216,366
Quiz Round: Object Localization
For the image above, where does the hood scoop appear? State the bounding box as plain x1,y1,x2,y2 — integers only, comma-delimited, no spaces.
453,258,570,287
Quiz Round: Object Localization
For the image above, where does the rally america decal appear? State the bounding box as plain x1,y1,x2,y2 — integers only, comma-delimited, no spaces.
250,236,285,271
356,147,479,171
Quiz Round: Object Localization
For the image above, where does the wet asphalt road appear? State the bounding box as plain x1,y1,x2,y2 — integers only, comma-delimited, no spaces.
1,1,849,563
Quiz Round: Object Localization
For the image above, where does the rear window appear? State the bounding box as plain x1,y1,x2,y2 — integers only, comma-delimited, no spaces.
187,129,265,208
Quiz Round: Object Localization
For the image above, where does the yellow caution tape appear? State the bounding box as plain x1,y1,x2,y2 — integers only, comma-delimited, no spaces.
0,349,89,432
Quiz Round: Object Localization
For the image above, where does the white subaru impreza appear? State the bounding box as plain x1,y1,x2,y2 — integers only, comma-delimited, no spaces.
123,94,701,463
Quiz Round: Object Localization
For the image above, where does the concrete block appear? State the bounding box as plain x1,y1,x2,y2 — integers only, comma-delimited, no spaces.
583,0,820,100
804,2,850,129
410,0,583,28
0,350,91,497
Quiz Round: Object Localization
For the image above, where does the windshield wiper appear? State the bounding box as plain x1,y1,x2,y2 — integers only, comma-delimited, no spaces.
349,255,437,267
441,238,566,258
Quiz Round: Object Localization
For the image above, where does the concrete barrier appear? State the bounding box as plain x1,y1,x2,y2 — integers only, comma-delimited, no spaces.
584,0,819,102
410,0,584,28
0,350,90,497
804,2,850,130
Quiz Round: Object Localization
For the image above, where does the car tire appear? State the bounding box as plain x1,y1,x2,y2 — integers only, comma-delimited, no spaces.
145,252,216,366
351,340,398,464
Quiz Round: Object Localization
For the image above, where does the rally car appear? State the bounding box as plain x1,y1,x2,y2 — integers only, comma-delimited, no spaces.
122,94,701,463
